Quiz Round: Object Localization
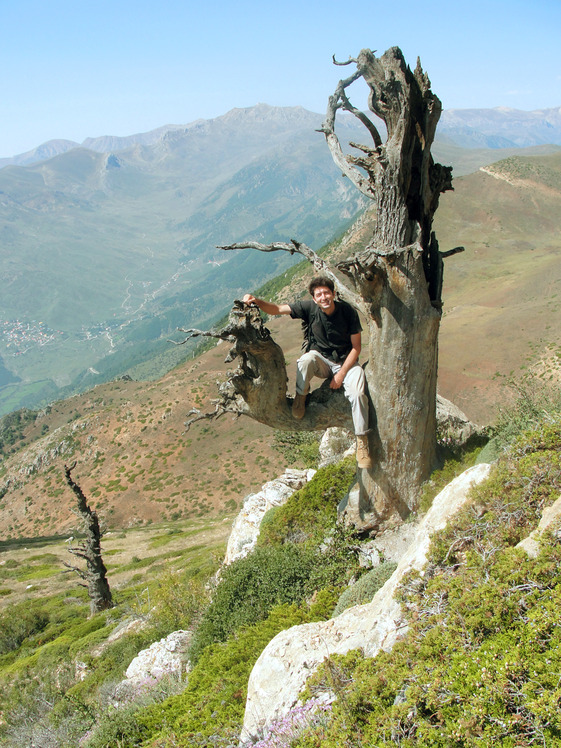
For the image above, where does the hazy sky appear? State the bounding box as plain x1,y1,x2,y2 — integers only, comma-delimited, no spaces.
2,0,560,158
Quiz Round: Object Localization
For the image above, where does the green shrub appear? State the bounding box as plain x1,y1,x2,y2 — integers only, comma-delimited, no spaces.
188,544,315,662
0,603,49,655
83,702,150,748
307,523,363,593
332,561,398,617
150,571,210,634
258,457,356,547
293,421,561,747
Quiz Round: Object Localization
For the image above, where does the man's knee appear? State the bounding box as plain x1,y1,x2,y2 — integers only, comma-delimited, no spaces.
297,351,330,380
344,365,366,395
297,351,322,367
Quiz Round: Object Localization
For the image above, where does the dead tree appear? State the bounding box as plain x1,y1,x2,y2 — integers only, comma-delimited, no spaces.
182,47,461,531
63,463,113,615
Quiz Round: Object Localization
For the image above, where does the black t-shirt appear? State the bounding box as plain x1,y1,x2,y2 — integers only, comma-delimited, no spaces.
289,299,362,363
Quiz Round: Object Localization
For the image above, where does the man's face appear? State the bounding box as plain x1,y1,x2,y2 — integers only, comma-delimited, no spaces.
312,285,335,313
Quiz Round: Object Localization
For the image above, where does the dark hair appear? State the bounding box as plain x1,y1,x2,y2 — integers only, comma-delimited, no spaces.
308,276,335,296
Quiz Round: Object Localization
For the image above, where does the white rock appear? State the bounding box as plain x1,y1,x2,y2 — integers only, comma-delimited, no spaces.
318,427,354,467
436,394,480,445
240,463,492,744
223,469,315,566
517,494,561,558
125,630,192,682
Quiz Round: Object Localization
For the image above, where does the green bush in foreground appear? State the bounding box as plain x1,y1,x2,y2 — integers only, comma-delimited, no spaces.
293,420,561,747
188,544,315,663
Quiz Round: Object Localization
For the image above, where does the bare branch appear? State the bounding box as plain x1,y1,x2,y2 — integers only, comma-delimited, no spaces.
339,92,383,148
332,54,359,66
319,82,378,199
218,241,367,315
183,402,239,432
440,246,465,259
62,560,87,579
170,326,233,348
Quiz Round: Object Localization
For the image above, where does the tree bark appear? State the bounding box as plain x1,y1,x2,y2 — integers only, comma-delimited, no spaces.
184,47,457,531
63,463,113,615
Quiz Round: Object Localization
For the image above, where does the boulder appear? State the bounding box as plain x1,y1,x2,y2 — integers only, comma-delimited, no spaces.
436,394,482,446
517,494,561,558
318,427,354,467
240,462,492,744
125,630,192,682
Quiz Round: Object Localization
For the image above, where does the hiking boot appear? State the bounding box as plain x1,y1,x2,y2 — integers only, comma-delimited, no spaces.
356,435,372,469
292,393,306,419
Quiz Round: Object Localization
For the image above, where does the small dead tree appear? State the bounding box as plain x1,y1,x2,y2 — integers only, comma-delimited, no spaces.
180,47,462,531
63,462,113,615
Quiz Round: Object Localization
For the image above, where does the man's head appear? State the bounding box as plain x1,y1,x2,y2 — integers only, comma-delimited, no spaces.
308,276,334,297
309,276,336,314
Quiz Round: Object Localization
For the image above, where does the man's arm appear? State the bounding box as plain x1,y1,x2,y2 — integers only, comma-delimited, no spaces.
330,332,361,389
242,294,292,316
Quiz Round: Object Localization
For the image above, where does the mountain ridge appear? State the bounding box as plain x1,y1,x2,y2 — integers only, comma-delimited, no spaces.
3,103,561,168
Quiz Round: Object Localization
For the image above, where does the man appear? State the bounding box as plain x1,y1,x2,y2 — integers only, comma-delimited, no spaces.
242,276,371,469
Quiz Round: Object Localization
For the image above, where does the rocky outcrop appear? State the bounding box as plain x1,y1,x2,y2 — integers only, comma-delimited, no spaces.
223,468,316,566
125,630,192,683
517,494,561,558
436,394,482,446
240,462,492,744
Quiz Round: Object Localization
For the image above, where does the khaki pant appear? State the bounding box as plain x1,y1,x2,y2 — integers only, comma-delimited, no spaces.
295,350,369,436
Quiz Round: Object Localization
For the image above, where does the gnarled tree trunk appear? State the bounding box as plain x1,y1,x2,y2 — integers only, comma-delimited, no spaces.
63,463,113,615
183,47,460,531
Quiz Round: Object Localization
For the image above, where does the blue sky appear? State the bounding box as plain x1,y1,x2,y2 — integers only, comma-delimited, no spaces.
2,0,560,157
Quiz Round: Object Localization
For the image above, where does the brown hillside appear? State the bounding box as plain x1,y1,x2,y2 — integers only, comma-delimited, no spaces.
0,321,304,540
1,151,560,540
435,153,561,422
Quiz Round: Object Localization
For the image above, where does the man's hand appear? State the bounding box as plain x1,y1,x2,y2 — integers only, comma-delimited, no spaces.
241,296,292,316
330,370,345,389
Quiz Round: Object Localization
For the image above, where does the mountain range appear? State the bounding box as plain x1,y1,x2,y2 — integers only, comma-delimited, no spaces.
3,105,561,168
0,105,369,415
0,103,560,418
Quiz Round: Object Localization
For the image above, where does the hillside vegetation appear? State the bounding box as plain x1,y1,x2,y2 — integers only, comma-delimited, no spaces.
0,378,560,746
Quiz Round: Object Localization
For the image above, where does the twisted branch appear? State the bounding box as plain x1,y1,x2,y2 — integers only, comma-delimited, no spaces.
218,240,367,315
